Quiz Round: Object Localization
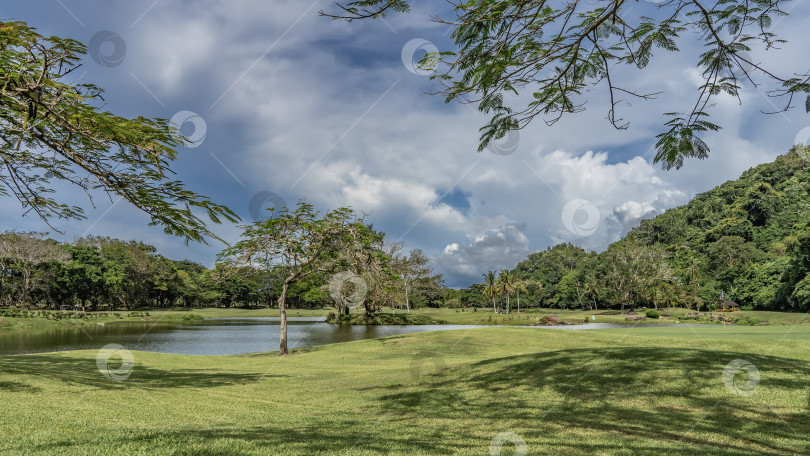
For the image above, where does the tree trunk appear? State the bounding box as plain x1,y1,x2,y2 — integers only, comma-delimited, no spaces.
506,294,510,314
492,297,496,313
278,280,290,356
516,290,520,314
404,280,410,313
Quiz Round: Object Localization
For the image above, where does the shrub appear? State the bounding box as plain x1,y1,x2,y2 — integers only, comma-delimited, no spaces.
538,314,559,325
625,315,645,321
645,310,660,319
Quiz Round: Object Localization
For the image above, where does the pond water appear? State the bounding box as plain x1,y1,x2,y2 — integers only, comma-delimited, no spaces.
0,318,711,356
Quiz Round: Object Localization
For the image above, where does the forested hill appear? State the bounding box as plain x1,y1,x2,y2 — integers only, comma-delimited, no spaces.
500,146,810,311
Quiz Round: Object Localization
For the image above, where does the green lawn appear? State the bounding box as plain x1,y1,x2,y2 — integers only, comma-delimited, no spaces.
1,325,808,455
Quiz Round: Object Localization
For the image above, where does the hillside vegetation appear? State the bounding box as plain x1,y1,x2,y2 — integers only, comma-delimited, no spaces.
457,147,810,312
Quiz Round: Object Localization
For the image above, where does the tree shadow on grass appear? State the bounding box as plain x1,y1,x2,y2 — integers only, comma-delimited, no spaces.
375,347,810,455
0,353,278,390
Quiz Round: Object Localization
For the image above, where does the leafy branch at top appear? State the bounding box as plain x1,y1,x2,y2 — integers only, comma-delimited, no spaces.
323,0,810,169
0,21,238,243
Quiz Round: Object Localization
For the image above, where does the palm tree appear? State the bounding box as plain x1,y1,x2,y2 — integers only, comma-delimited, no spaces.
497,270,516,314
482,271,498,313
513,279,528,314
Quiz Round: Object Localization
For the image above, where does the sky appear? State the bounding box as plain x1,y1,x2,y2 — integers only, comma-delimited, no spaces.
4,0,810,288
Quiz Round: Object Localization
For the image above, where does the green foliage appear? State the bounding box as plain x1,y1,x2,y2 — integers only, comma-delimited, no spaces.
645,309,660,319
0,22,237,242
323,0,809,169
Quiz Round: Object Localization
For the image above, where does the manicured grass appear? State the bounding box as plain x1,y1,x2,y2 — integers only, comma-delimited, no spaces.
393,307,810,326
1,325,808,455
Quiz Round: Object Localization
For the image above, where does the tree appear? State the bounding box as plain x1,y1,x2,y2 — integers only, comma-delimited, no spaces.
482,270,499,313
497,270,515,314
0,22,237,242
390,245,434,312
323,1,809,169
513,279,528,314
0,231,69,307
218,202,380,355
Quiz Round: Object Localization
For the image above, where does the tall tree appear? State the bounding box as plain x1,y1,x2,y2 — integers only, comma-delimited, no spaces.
497,270,515,314
323,1,809,169
482,270,499,313
0,22,236,242
219,202,381,355
391,246,433,313
0,231,69,307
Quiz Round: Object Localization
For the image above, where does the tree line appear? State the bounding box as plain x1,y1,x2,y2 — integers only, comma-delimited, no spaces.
0,228,442,314
457,148,810,313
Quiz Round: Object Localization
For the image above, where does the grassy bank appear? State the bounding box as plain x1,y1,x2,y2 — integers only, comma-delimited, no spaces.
388,307,810,326
1,306,807,331
1,325,808,455
0,308,331,330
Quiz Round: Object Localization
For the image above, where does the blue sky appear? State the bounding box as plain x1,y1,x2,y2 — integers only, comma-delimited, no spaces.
4,1,810,287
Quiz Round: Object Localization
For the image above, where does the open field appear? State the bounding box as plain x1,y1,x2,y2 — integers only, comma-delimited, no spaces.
1,325,808,455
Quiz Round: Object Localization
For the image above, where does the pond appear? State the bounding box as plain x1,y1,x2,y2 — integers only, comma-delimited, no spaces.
0,318,711,356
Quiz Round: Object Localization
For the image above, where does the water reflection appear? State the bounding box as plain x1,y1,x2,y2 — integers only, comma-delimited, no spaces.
0,319,711,356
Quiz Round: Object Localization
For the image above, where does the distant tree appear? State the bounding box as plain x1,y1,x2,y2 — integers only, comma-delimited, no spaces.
0,231,69,307
482,270,499,313
390,244,434,312
497,270,516,314
513,279,528,314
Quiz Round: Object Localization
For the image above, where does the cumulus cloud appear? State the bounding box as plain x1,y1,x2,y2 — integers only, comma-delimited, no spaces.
3,1,809,284
436,225,531,287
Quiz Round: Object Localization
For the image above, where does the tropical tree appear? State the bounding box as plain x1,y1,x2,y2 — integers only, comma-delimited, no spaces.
482,270,499,313
497,270,516,314
0,231,70,307
390,244,434,312
513,279,528,314
0,22,236,242
323,1,809,169
218,202,381,355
